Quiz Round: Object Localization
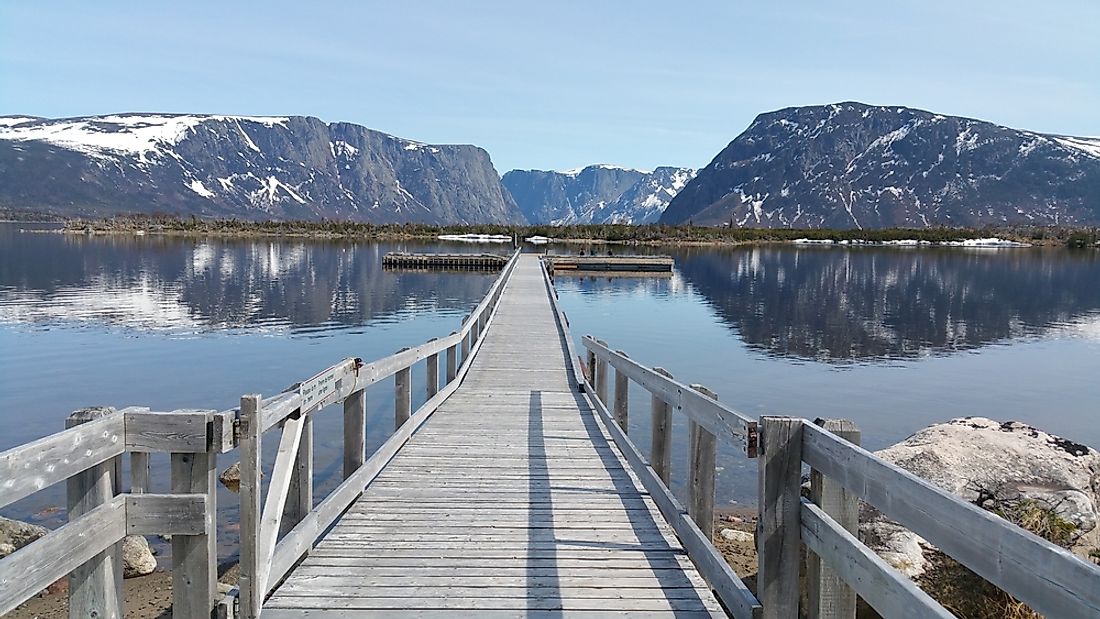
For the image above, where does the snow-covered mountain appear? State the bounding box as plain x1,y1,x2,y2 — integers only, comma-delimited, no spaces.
0,114,525,224
502,164,696,224
660,102,1100,228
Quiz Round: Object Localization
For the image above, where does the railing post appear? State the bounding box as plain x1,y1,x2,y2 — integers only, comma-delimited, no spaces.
650,367,674,484
343,388,366,479
238,394,262,619
687,385,718,540
472,313,481,344
461,317,471,363
426,338,440,399
394,348,412,429
66,407,123,619
757,416,804,619
446,332,458,382
282,414,312,535
613,351,630,430
170,409,218,619
130,452,150,494
808,419,860,619
585,348,596,384
594,339,609,404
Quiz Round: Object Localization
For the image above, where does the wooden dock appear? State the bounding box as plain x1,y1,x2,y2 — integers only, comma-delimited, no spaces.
546,255,674,273
383,252,508,270
264,254,725,616
3,249,1100,619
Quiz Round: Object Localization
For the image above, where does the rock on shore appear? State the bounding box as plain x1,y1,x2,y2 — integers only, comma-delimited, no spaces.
860,416,1100,576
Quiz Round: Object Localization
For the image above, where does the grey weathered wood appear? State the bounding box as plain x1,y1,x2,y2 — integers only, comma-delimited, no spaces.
170,410,219,619
801,500,953,619
343,388,366,479
125,409,210,452
594,338,609,404
460,327,471,363
687,384,717,541
0,496,126,616
426,346,440,399
446,337,458,383
125,493,208,535
808,418,860,619
586,348,596,384
757,416,804,619
802,422,1100,619
258,414,306,593
394,348,412,429
238,394,263,619
283,415,313,536
613,353,630,430
0,413,124,509
66,407,124,619
650,367,674,485
583,336,757,455
130,451,150,494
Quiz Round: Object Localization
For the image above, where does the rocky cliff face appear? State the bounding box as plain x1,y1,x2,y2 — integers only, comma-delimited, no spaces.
502,165,695,224
0,114,526,224
660,102,1100,228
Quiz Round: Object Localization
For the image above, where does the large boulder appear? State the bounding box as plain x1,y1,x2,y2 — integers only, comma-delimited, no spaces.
860,417,1100,577
0,516,48,558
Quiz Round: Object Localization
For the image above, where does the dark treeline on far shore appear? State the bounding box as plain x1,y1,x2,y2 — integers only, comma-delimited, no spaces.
22,212,1100,248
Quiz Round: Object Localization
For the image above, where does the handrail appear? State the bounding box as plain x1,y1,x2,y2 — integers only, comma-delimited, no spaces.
582,335,758,455
236,246,522,618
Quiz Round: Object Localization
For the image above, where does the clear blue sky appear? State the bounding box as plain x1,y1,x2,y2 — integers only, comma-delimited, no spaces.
2,1,1097,173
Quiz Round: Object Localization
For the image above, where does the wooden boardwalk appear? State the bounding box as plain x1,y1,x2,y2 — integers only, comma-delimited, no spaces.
264,254,726,617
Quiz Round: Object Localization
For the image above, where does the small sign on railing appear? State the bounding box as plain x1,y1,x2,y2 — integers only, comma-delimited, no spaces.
299,365,340,412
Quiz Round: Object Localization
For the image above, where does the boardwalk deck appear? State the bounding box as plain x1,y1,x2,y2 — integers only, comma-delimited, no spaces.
264,254,726,617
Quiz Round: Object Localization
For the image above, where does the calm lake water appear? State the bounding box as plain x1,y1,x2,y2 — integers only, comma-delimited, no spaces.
2,222,1099,559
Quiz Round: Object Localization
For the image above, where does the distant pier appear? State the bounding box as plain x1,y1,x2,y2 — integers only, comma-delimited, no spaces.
382,252,508,270
546,254,674,274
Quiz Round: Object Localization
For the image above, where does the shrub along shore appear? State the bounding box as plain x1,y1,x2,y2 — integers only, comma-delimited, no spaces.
44,215,1100,248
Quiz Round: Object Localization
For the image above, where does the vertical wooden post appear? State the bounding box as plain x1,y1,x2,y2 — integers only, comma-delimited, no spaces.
687,385,718,540
343,388,366,479
613,352,630,430
757,416,804,619
650,367,674,484
461,325,471,364
426,338,440,399
282,414,312,536
238,394,263,619
66,407,123,619
170,409,218,619
130,452,150,494
808,419,860,619
594,339,609,405
471,313,481,344
394,348,412,429
446,333,458,382
585,348,596,384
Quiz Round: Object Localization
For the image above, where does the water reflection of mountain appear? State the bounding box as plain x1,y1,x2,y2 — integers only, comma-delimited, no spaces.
0,227,497,332
672,246,1100,362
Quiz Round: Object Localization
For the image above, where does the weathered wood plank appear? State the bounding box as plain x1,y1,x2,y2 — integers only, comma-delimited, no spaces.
807,418,860,619
757,416,804,619
688,384,718,541
283,415,313,536
394,350,412,429
0,496,126,616
125,409,210,452
170,445,218,619
801,500,952,619
0,413,124,509
258,414,306,592
125,493,207,535
613,358,629,430
238,394,263,619
66,407,123,619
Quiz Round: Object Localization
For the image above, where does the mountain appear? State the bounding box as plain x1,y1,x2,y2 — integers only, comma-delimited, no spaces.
0,114,526,224
660,102,1100,228
502,164,695,224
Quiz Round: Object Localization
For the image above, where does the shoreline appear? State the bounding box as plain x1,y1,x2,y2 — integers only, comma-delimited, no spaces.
21,218,1099,248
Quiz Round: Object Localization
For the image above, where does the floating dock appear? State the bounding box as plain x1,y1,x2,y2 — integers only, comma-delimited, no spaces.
545,255,674,273
382,252,508,270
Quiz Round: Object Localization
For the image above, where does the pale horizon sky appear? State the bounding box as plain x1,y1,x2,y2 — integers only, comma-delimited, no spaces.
2,1,1097,173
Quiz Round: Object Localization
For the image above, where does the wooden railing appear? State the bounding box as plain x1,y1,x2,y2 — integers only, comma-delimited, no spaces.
0,405,233,618
235,247,521,618
0,248,519,619
573,328,1100,618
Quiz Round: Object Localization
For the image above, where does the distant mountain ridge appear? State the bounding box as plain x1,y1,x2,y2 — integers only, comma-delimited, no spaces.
660,102,1100,228
0,114,525,224
502,165,696,224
